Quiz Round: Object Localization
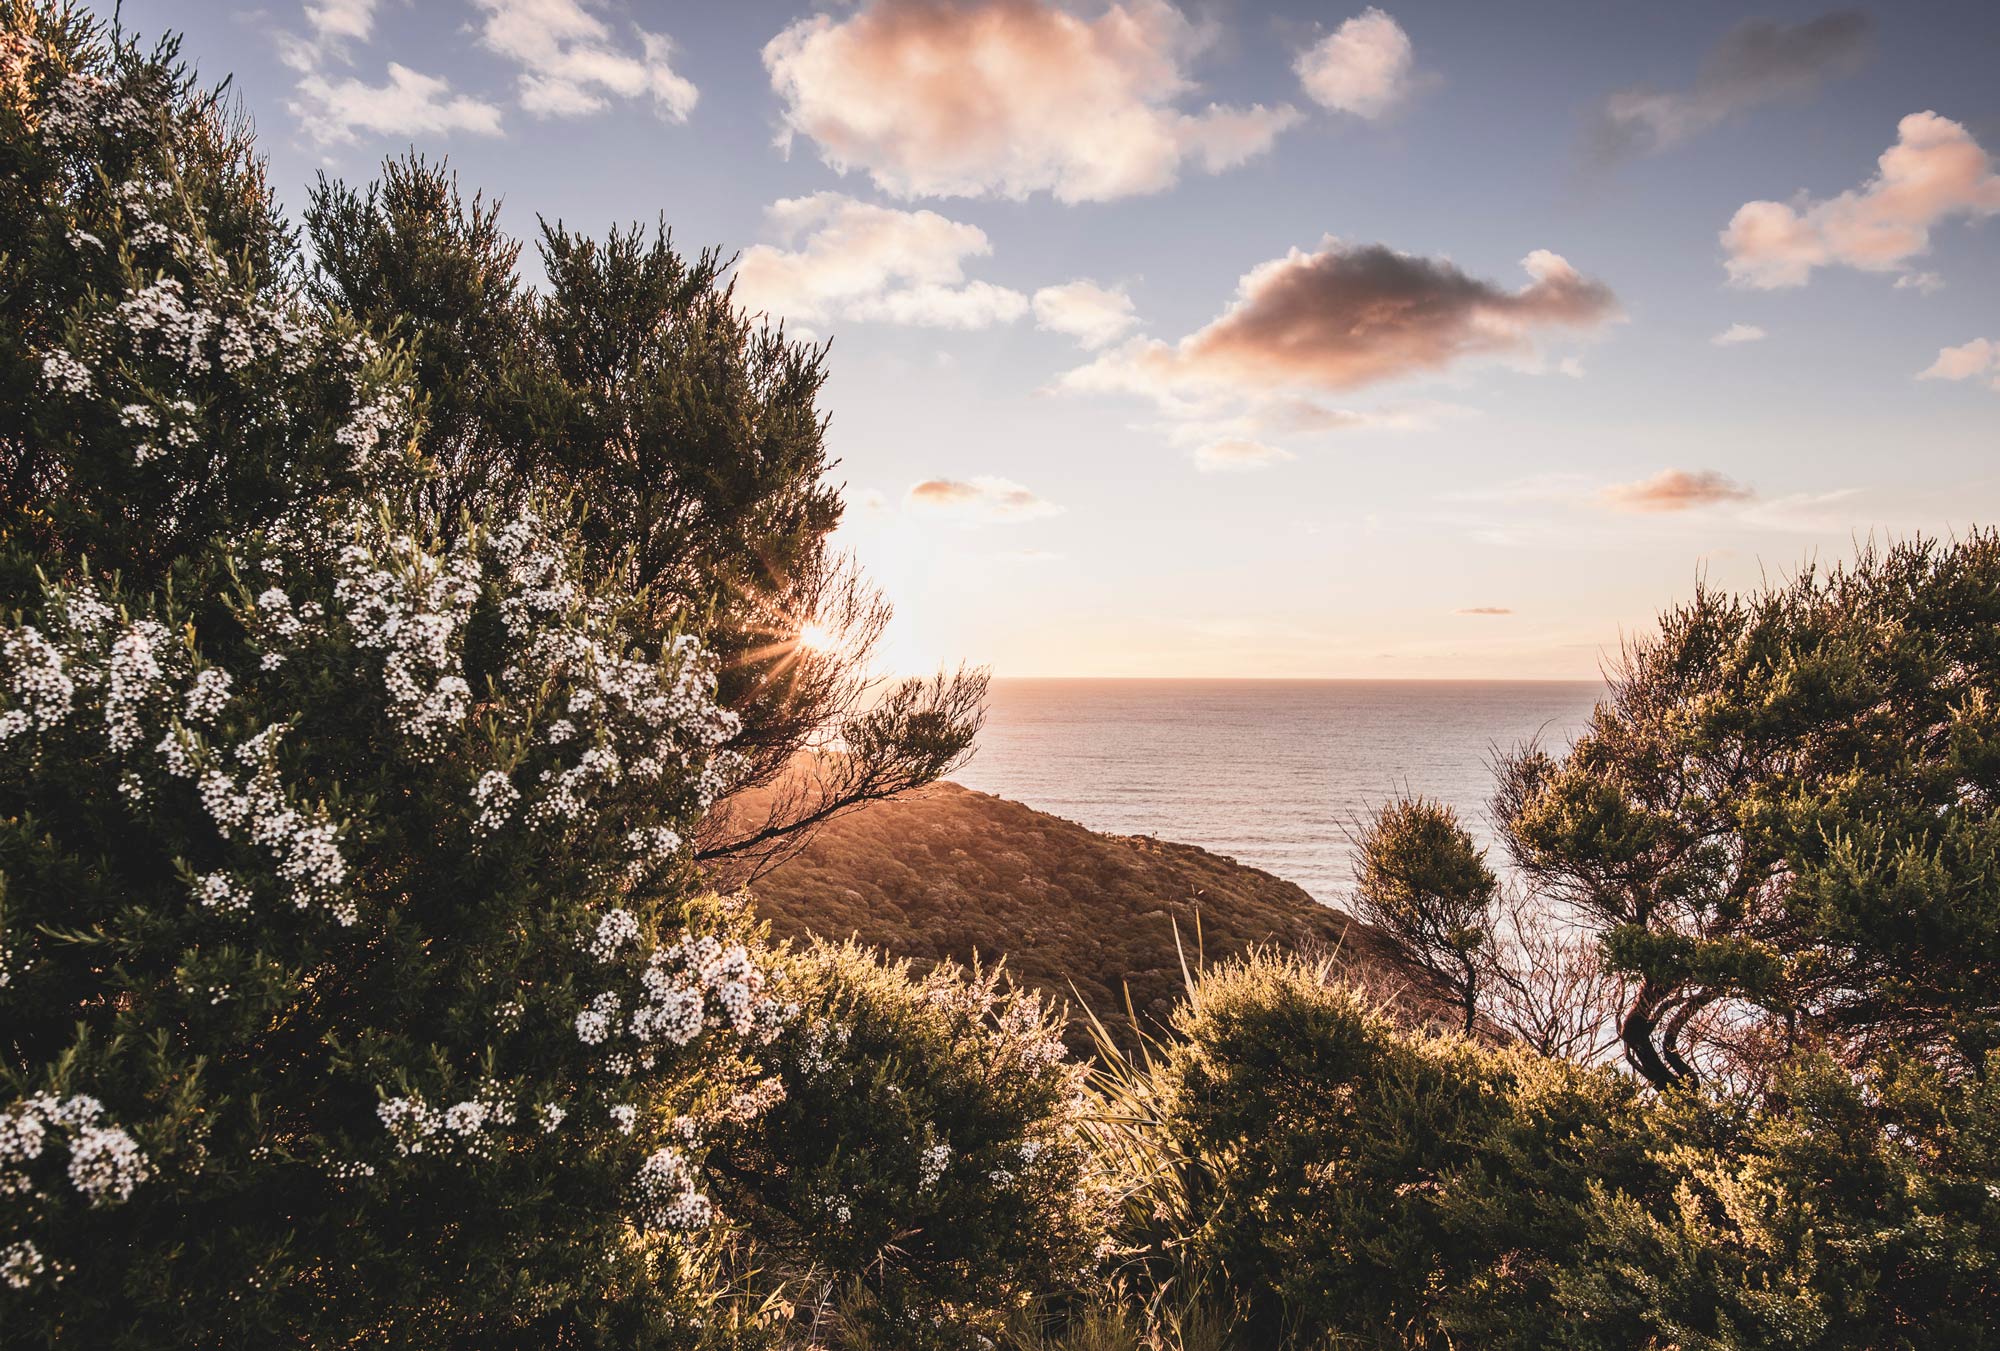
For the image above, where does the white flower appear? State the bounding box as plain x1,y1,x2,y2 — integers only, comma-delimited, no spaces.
918,1141,951,1192
39,348,92,394
587,908,640,962
633,1146,711,1230
0,1238,47,1290
67,1122,150,1204
610,1103,637,1135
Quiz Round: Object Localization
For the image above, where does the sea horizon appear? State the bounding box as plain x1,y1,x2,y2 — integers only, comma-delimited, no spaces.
956,677,1605,904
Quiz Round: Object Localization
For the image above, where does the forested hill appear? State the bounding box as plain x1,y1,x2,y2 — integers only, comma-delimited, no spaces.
740,781,1454,1040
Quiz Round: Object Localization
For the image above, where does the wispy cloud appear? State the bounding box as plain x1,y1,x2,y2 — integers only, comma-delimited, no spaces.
1600,468,1755,513
472,0,697,121
1193,438,1295,473
1722,111,2000,289
907,477,1064,524
762,0,1297,202
1453,606,1513,616
1294,8,1417,119
732,193,1026,330
1711,323,1767,346
289,62,504,146
1587,10,1870,164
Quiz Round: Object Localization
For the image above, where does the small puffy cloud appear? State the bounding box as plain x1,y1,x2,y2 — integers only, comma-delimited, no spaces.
732,193,1027,330
1453,607,1513,616
306,0,379,45
1065,239,1618,402
1588,10,1870,163
1600,468,1754,513
473,0,697,122
1712,323,1768,346
289,63,505,145
1722,111,2000,288
906,476,1063,523
1895,271,1945,294
1033,280,1140,349
1294,8,1415,119
761,0,1298,202
1193,438,1295,473
1918,338,2000,391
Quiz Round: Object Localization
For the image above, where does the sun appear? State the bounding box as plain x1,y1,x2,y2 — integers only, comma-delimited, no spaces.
796,620,838,653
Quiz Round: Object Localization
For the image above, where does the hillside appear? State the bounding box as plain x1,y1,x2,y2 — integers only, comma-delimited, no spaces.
734,781,1454,1039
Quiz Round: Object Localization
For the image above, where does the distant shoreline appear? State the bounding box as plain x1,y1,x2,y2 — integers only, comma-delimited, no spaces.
985,675,1606,685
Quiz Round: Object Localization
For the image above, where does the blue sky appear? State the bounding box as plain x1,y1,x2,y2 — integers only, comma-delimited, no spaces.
138,0,2000,677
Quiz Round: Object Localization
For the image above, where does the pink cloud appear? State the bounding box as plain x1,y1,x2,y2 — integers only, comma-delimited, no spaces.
1918,338,2000,391
1600,469,1754,513
1294,8,1416,119
761,0,1298,202
1066,239,1618,401
1722,111,2000,288
732,193,1026,330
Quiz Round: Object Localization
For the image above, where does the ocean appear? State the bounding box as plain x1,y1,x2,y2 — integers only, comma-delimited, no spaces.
953,679,1605,904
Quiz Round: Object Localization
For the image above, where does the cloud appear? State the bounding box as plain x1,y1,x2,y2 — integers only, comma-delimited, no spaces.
1711,323,1767,346
761,0,1299,202
1894,271,1945,294
289,63,505,145
1294,8,1415,118
1600,469,1754,513
1453,607,1513,616
1918,338,2000,391
473,0,697,121
1588,10,1870,163
906,476,1064,523
1193,438,1295,473
1722,111,2000,288
732,193,1027,330
1064,239,1618,403
1033,280,1139,349
278,0,382,71
306,0,379,45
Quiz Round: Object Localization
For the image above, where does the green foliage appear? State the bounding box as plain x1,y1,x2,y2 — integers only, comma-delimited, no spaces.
1497,533,2000,1086
1350,798,1497,1032
716,942,1109,1347
1077,953,2000,1349
0,11,788,1344
303,152,988,878
1127,954,1658,1349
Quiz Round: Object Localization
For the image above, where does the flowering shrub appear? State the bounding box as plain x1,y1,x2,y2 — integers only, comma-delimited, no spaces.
715,942,1110,1348
0,10,792,1344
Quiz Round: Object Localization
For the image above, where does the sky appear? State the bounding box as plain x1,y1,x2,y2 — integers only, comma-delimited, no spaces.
136,0,2000,679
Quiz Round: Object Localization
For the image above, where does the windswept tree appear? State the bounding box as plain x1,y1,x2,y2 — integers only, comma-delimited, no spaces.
1495,534,2000,1089
1351,797,1498,1033
304,156,985,880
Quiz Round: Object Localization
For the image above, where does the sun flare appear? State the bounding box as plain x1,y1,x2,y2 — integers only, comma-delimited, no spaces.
796,620,838,653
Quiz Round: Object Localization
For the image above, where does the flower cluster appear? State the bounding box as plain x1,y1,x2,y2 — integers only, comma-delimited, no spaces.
0,1238,48,1291
189,727,351,924
376,1088,519,1160
579,932,788,1071
632,1146,713,1231
331,529,481,752
1,1093,151,1210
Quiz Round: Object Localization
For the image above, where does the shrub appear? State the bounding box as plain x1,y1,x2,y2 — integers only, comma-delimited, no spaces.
0,11,791,1344
1124,954,1661,1349
715,942,1109,1347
